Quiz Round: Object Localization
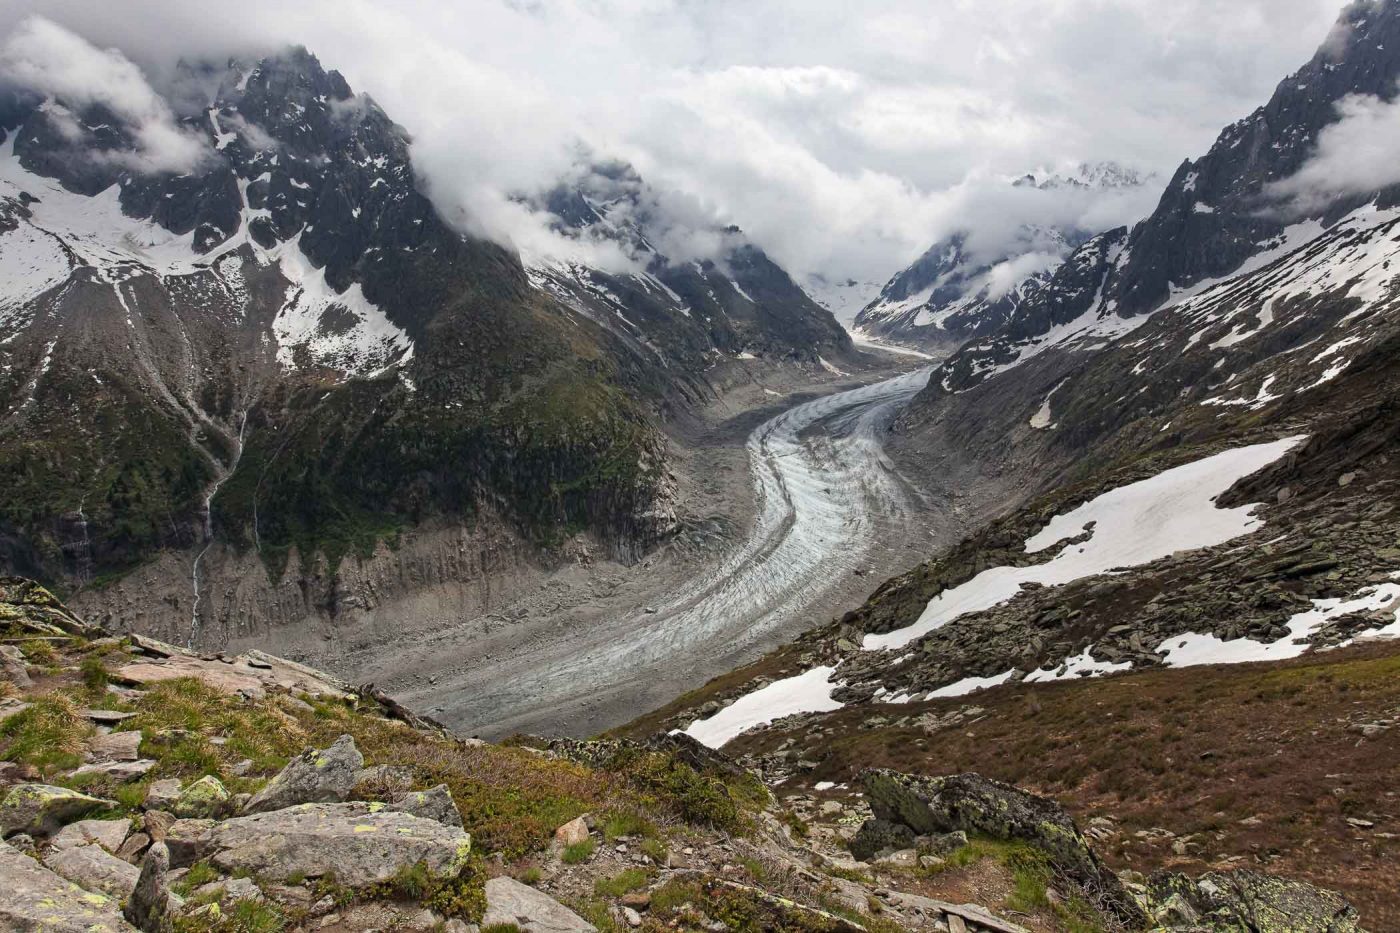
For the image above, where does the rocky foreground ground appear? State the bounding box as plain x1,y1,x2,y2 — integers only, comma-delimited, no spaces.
0,577,1368,932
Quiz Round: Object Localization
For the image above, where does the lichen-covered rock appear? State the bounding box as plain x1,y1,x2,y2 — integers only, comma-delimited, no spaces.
50,818,130,854
0,784,114,838
861,770,1149,928
162,819,216,868
0,840,135,931
1147,869,1362,932
124,841,174,933
849,818,916,862
482,875,598,932
241,734,363,814
170,775,230,819
45,844,140,900
388,784,463,828
193,802,471,887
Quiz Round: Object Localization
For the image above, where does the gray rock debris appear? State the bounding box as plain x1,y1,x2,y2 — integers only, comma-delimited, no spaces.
241,734,363,814
49,818,130,854
1147,868,1362,932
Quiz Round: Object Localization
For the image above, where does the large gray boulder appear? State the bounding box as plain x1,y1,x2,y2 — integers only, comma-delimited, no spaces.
482,875,598,932
195,802,471,887
0,784,114,838
0,841,135,932
45,844,140,899
861,770,1149,928
388,784,463,829
242,734,363,814
1147,869,1362,932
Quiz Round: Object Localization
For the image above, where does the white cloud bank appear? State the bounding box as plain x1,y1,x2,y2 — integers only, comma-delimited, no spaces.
1268,89,1400,214
0,0,1346,283
0,17,207,173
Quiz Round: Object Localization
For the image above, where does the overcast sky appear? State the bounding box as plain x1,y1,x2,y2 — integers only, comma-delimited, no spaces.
0,0,1349,288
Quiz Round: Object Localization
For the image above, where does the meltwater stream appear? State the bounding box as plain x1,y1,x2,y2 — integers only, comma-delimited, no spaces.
441,366,932,738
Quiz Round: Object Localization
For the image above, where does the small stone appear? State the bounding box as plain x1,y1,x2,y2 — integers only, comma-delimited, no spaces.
0,646,33,688
622,906,642,926
88,730,143,763
1345,817,1375,829
67,759,158,783
117,832,152,863
554,815,590,849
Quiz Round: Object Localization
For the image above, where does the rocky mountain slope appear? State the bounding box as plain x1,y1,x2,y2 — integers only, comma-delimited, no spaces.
0,46,851,625
0,579,1366,932
629,4,1400,926
853,165,1149,354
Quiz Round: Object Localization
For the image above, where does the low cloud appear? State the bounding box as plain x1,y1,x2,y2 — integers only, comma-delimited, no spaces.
0,0,1345,284
0,16,207,173
1266,90,1400,214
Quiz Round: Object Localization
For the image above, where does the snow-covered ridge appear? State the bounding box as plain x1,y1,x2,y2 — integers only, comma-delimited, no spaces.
0,135,412,378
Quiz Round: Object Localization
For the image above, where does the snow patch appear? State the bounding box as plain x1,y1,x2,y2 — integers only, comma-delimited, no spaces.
683,666,844,748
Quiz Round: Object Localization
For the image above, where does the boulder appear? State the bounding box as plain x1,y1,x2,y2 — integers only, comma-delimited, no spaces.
170,775,230,819
142,811,175,842
482,875,598,932
1147,869,1362,932
142,780,182,812
849,817,916,862
861,770,1149,928
45,844,140,899
0,645,31,688
0,841,135,932
50,819,130,854
241,734,362,814
124,842,174,933
0,784,114,838
193,802,471,887
388,784,463,828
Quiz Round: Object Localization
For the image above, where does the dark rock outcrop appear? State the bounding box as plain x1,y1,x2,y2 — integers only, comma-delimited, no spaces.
861,770,1150,928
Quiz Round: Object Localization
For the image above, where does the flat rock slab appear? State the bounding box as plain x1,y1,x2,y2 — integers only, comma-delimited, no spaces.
197,802,471,888
67,759,156,783
112,642,350,701
0,841,135,932
50,819,131,854
482,876,598,932
87,731,142,763
45,844,141,899
82,710,137,725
